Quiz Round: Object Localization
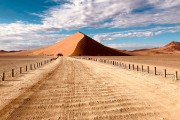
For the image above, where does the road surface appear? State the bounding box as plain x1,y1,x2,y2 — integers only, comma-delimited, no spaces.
0,57,180,120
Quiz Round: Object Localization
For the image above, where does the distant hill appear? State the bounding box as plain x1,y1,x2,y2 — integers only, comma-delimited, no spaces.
132,41,180,55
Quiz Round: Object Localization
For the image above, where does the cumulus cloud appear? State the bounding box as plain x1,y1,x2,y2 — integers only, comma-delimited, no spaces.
107,43,162,50
0,22,68,50
42,0,180,29
93,26,180,42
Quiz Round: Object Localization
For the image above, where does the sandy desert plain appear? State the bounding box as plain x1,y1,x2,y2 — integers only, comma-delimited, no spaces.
0,54,179,120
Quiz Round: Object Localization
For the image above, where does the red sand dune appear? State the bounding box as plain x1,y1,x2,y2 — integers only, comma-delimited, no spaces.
30,32,130,56
162,41,180,52
132,41,180,55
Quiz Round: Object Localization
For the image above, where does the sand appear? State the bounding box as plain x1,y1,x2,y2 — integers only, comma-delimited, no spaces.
0,57,179,120
0,56,52,81
132,41,180,55
16,32,129,56
90,56,180,77
0,57,60,116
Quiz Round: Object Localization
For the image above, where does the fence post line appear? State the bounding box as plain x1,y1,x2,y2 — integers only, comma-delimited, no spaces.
175,71,178,80
164,69,167,78
154,67,157,75
2,72,5,81
12,69,15,77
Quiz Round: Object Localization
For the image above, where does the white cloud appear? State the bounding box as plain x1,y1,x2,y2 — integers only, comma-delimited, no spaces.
42,0,180,29
0,22,68,50
107,43,162,50
93,26,180,42
42,0,146,29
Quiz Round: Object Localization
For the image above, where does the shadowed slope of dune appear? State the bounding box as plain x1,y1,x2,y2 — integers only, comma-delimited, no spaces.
31,32,130,56
71,32,129,56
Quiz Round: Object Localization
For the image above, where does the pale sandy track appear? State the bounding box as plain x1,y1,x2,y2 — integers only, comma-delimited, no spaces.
0,57,180,120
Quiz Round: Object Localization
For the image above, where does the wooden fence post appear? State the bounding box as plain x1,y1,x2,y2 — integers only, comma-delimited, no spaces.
142,65,144,72
154,67,157,75
30,64,32,70
20,67,22,74
2,72,5,81
175,71,178,80
132,64,134,70
137,65,139,71
129,64,131,70
147,66,150,73
164,69,167,78
12,69,15,77
26,66,28,72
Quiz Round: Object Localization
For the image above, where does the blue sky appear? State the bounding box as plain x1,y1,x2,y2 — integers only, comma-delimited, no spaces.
0,0,180,50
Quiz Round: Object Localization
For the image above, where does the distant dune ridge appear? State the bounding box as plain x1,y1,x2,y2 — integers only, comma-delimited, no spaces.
31,32,130,56
132,41,180,55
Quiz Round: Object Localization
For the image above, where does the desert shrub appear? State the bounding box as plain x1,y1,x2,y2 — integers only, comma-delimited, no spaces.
57,53,63,56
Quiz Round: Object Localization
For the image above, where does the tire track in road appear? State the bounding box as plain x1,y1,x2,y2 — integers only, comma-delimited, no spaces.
2,57,171,120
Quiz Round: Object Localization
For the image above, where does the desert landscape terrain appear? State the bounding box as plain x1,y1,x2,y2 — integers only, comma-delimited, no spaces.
0,57,180,120
0,55,53,81
0,33,180,120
